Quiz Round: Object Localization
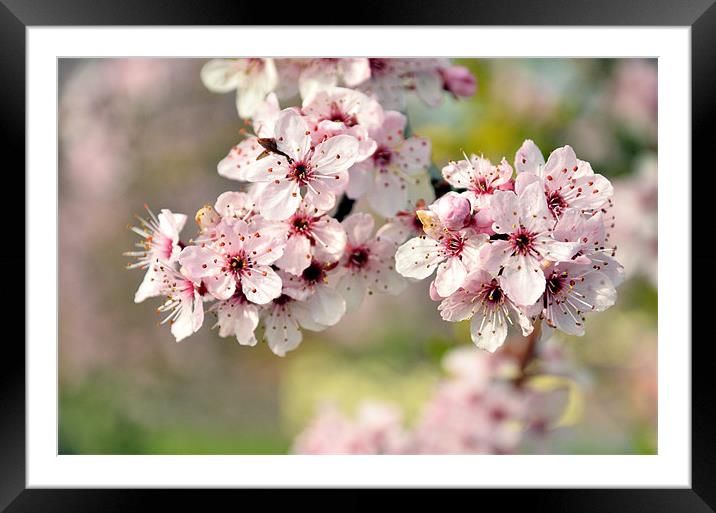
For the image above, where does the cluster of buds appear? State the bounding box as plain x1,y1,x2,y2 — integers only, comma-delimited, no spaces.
126,57,622,357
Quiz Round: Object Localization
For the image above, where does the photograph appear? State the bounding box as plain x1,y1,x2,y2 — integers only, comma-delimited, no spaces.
57,57,657,456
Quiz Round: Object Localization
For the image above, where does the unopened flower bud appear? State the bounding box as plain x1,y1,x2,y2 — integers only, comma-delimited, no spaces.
431,192,472,231
440,65,477,98
195,204,220,231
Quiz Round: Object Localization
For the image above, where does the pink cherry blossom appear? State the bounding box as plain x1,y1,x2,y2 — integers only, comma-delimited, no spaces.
480,182,581,307
212,289,260,346
280,262,347,326
514,140,614,218
178,218,285,304
552,209,624,287
442,153,514,208
438,270,533,352
302,87,383,162
346,111,431,217
261,288,336,357
125,206,187,303
336,213,408,311
243,109,360,220
200,58,278,119
154,266,205,343
272,200,347,275
394,205,488,298
537,262,617,336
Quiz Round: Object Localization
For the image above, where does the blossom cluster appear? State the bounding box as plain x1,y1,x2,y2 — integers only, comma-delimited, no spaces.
394,140,623,352
126,58,475,355
126,57,622,357
293,344,578,454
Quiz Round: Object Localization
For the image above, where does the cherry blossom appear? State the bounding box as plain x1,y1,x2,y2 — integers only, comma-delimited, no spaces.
272,200,347,275
153,266,205,343
346,111,431,217
125,206,187,303
536,261,617,337
514,140,613,218
178,218,285,304
302,87,383,162
336,213,408,310
243,109,360,220
438,269,533,352
212,289,260,346
395,195,488,298
200,58,278,119
442,153,514,209
480,182,581,306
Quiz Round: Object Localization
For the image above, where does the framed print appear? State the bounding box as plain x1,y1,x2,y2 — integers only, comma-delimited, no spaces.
4,0,714,510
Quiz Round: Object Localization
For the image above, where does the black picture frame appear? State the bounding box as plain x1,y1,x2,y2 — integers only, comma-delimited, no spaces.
3,0,712,510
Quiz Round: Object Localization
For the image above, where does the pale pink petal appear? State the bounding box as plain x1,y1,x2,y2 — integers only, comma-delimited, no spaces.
346,160,374,199
241,266,282,304
305,286,346,326
312,217,347,261
368,170,408,217
342,212,375,246
434,256,468,297
514,139,545,174
275,110,312,162
264,307,302,356
470,310,508,352
499,255,545,306
337,272,368,312
438,289,475,322
489,190,521,234
479,239,512,271
518,180,552,233
205,272,236,300
311,134,360,174
393,137,431,175
395,236,443,279
178,246,222,279
275,235,313,275
218,138,264,181
257,179,302,221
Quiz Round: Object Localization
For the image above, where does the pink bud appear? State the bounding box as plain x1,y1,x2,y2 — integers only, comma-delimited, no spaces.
440,65,477,98
432,192,472,231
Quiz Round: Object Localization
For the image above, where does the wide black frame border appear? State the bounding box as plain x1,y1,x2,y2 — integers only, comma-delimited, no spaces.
3,0,713,511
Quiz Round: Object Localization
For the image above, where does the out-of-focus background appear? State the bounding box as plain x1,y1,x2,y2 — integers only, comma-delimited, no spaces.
58,58,657,455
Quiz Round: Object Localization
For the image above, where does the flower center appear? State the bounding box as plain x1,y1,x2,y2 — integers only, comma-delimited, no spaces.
443,235,465,256
373,146,393,167
273,294,292,306
472,177,494,194
302,262,325,284
546,189,568,216
479,280,505,307
347,246,370,269
229,254,250,274
289,162,312,185
291,215,311,234
509,229,535,255
328,102,358,127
